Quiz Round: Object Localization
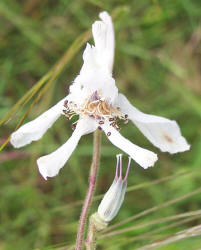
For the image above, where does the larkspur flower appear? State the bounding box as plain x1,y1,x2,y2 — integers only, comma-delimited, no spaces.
10,12,190,180
97,154,131,222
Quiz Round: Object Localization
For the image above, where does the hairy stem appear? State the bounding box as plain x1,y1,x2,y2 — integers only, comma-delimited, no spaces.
75,129,101,250
85,213,108,250
86,219,97,250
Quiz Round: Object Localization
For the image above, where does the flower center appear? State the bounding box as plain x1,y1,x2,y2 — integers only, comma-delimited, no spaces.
63,91,128,130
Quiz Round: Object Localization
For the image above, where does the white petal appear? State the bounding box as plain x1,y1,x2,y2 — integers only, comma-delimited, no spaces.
10,97,67,148
37,117,98,180
80,12,114,75
117,94,190,154
101,121,158,169
72,70,118,105
93,11,115,74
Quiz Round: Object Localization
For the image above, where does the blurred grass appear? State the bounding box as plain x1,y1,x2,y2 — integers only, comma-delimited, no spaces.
0,0,201,249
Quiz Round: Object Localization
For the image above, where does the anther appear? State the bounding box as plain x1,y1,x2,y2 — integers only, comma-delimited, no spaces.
109,118,115,122
64,100,68,107
125,114,128,119
99,121,104,125
98,126,102,130
110,122,116,127
71,124,76,131
117,127,121,131
107,132,111,136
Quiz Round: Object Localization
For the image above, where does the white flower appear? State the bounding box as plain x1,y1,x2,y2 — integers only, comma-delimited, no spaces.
97,154,130,222
10,11,190,179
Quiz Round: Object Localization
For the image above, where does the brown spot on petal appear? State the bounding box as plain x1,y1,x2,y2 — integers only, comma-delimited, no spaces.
163,134,174,143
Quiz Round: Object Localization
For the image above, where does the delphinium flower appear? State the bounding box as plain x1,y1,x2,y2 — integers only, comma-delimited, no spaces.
86,155,131,249
10,12,190,180
97,154,131,223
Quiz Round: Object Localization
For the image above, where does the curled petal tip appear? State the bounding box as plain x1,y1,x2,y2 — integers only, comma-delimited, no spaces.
137,152,158,169
99,11,111,20
37,154,61,179
10,132,23,148
37,161,48,180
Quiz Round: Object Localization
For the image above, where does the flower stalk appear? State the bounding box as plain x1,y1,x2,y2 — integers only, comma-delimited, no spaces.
75,129,101,250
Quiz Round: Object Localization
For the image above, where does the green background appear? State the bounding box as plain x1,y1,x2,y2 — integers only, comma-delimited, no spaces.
0,0,201,249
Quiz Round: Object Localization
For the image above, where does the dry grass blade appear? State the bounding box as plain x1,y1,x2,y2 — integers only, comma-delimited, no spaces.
0,73,51,127
0,30,91,129
103,216,201,250
138,224,201,250
53,167,201,211
103,187,201,233
99,209,201,239
0,6,125,130
0,30,91,151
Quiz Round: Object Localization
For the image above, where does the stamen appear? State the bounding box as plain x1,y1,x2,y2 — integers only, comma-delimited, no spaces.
110,122,116,127
69,114,78,120
63,92,127,128
102,102,110,114
116,124,120,130
107,132,111,136
71,124,76,130
64,100,68,107
97,102,102,115
91,100,100,104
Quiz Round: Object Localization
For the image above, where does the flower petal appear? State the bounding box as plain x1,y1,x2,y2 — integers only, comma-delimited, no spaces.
101,121,158,169
81,12,114,75
10,97,67,148
117,94,190,154
93,11,115,73
37,117,98,180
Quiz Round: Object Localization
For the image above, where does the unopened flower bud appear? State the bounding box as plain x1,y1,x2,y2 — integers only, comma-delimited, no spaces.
97,154,131,222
